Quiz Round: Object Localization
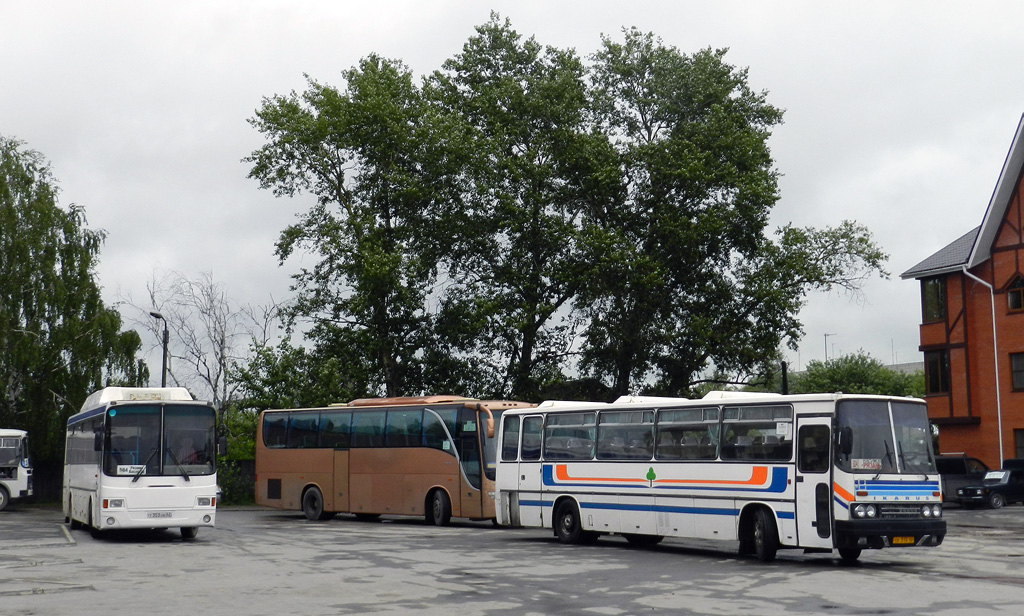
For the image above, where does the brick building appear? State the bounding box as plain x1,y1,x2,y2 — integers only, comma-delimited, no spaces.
902,115,1024,469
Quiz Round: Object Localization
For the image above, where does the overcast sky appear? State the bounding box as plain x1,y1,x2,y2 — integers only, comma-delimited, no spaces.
4,1,1023,386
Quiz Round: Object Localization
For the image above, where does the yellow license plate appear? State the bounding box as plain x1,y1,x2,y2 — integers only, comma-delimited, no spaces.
892,536,914,545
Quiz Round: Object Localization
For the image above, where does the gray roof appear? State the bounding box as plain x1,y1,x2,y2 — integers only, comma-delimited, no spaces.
901,114,1024,281
900,226,981,279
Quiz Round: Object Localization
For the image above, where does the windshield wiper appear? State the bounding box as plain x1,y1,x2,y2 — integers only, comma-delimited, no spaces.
875,439,895,479
166,449,191,482
132,449,159,483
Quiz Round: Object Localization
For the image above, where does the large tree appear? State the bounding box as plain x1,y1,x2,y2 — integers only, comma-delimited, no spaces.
0,135,146,465
428,16,618,399
244,18,888,403
247,55,459,397
580,30,886,397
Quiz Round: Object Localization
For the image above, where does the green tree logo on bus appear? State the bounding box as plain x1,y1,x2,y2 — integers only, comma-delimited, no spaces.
647,467,657,487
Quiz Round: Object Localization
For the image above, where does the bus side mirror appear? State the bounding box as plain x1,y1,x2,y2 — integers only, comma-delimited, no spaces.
218,436,228,457
486,417,494,439
839,426,853,456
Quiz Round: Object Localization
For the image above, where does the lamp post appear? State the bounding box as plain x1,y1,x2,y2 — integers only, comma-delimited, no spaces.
824,333,836,362
149,311,168,387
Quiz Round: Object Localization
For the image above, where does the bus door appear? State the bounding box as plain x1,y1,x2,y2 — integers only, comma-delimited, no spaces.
517,415,544,526
456,407,484,518
794,417,834,549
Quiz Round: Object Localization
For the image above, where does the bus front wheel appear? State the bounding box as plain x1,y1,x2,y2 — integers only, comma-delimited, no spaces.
302,486,333,521
0,486,9,511
554,500,598,545
426,490,451,526
838,547,861,564
751,508,778,562
181,527,198,539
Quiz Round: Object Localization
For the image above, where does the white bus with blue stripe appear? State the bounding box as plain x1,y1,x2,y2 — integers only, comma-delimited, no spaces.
495,392,945,563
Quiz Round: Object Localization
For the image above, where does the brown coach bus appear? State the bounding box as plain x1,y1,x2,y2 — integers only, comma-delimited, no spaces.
255,396,534,524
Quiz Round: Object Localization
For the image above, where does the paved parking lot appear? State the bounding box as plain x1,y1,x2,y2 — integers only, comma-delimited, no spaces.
1,503,1023,615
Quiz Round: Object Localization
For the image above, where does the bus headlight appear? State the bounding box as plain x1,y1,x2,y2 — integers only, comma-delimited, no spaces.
852,503,877,519
197,497,213,507
923,504,941,518
103,498,125,509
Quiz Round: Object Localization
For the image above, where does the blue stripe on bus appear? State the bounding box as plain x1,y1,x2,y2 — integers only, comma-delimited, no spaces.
518,499,795,520
855,481,940,490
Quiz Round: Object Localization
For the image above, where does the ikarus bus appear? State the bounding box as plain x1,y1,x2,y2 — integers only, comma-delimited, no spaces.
0,428,33,511
63,387,221,538
495,391,946,563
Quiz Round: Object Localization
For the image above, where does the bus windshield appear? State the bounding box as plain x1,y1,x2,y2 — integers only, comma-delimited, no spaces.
105,404,216,477
835,400,936,474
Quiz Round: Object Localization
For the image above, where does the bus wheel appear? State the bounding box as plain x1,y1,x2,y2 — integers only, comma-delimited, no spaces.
623,533,663,547
0,486,9,511
426,490,452,526
354,513,381,522
751,508,778,563
554,500,597,545
302,487,333,521
181,527,198,539
838,547,861,564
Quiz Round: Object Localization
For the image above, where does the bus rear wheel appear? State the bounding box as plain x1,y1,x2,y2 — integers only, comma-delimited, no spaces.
302,486,333,521
554,500,598,545
426,489,452,526
181,527,198,539
0,486,9,511
751,508,778,562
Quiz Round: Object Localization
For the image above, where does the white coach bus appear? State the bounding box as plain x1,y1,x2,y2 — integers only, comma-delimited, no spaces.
0,428,33,510
495,392,946,563
63,387,220,538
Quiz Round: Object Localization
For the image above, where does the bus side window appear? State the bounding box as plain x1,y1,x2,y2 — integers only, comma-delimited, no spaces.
423,411,453,454
501,416,521,461
320,411,352,448
798,425,830,473
264,415,287,448
521,416,542,461
352,411,386,448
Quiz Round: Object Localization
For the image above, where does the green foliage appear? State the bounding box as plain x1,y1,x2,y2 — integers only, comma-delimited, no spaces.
0,136,147,464
244,16,889,403
756,352,923,397
231,338,367,412
215,457,254,505
246,55,453,397
427,15,609,400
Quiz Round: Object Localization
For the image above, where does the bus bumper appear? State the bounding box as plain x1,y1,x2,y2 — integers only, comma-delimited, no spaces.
98,508,217,530
834,518,946,550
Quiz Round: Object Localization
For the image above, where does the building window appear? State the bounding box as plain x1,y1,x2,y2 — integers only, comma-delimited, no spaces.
1008,277,1024,313
924,350,950,395
1012,353,1024,391
921,277,946,323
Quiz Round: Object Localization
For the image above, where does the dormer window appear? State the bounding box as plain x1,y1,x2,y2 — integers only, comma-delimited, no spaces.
1008,277,1024,313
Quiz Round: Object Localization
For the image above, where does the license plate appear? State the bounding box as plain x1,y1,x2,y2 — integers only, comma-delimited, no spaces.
147,512,173,519
892,536,914,545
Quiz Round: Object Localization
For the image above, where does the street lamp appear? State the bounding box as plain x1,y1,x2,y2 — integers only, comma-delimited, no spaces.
824,333,836,362
149,311,168,387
